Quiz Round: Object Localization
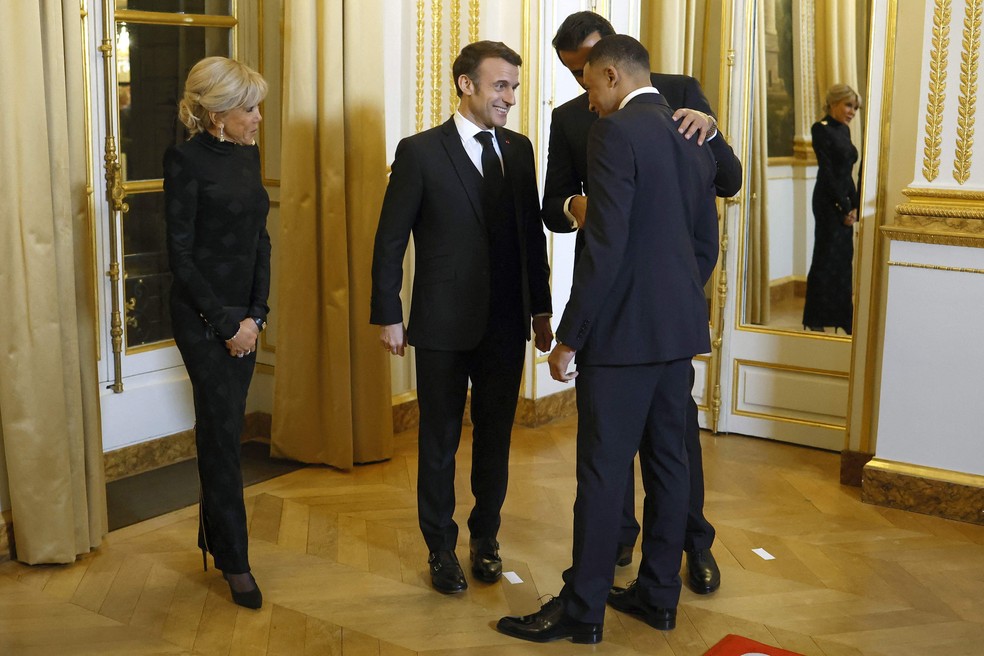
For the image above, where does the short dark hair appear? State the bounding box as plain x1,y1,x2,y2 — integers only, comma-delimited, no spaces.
586,34,651,78
551,11,615,54
452,41,522,97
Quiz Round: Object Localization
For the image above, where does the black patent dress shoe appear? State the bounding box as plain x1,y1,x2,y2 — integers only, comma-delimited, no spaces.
616,543,634,567
428,550,467,593
607,581,676,630
222,571,263,609
686,548,721,594
497,597,603,644
469,538,502,582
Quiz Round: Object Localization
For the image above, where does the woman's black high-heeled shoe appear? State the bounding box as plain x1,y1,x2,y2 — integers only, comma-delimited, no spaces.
223,572,263,609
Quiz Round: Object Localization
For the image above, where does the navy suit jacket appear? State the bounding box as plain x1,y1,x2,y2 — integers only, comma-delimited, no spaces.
370,117,551,351
542,73,741,236
556,94,718,365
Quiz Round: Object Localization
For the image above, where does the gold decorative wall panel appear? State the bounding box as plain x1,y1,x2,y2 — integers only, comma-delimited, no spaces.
430,0,443,128
415,0,476,132
416,0,425,133
954,0,981,183
468,0,479,42
449,0,460,116
891,187,984,246
923,0,950,182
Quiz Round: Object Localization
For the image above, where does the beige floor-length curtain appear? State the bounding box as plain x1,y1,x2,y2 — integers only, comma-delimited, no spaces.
0,0,107,563
746,0,771,325
816,0,862,170
271,0,393,468
642,0,700,76
815,0,859,101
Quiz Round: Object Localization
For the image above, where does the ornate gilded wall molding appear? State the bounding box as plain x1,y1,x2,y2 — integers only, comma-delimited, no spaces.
430,0,443,128
449,0,460,116
883,224,984,248
888,260,984,274
415,0,425,133
468,0,479,43
953,0,981,184
896,185,984,222
923,0,951,182
903,186,984,201
895,202,984,220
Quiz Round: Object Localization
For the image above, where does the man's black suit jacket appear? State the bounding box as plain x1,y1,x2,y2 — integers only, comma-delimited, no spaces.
542,73,741,237
556,94,718,365
370,117,551,351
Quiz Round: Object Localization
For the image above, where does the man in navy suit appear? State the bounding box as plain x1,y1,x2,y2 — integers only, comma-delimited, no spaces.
371,41,552,595
498,35,718,643
542,10,741,595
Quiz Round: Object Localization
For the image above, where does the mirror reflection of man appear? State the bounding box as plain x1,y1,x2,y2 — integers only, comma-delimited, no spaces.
542,11,742,596
370,41,552,595
498,35,720,643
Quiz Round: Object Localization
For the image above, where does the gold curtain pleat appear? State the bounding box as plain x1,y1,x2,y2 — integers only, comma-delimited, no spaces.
816,0,862,176
746,0,771,325
0,0,107,563
271,0,393,468
642,0,698,75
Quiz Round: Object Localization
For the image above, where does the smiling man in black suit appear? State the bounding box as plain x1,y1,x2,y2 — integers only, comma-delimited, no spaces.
498,34,719,644
541,10,741,596
370,41,552,595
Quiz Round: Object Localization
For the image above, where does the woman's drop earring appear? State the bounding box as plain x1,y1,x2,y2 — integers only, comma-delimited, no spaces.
218,125,226,142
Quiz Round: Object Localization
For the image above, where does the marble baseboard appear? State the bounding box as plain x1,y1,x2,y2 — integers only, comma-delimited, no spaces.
103,412,272,482
514,388,577,427
391,388,577,434
862,458,984,525
393,395,420,434
0,511,11,563
840,450,873,487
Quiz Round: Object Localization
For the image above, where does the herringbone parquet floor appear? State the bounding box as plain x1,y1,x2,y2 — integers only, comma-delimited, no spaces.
2,416,984,655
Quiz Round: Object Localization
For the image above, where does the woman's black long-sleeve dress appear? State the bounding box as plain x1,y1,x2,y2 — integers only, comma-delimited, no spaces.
803,115,858,333
164,131,271,575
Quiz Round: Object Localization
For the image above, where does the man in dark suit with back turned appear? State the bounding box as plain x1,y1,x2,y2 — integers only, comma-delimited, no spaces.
543,11,742,595
497,34,719,643
371,41,553,595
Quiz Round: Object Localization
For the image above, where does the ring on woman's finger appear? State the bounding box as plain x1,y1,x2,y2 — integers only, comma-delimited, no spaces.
237,353,245,358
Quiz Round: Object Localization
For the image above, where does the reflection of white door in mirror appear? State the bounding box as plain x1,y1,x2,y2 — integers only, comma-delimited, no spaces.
715,0,869,449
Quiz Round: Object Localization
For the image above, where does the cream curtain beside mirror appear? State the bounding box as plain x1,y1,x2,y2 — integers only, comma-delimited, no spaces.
271,0,393,468
747,0,772,325
0,0,107,563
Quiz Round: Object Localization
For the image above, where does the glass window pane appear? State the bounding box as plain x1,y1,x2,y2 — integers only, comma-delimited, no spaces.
123,193,173,347
118,0,232,14
118,22,231,181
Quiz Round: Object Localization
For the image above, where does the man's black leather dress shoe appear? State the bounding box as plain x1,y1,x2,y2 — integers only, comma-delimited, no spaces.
616,543,634,567
607,580,676,630
469,538,502,582
686,548,720,594
428,550,467,594
497,597,603,644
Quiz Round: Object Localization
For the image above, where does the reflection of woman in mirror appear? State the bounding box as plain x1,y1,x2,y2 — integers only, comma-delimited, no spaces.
803,84,860,335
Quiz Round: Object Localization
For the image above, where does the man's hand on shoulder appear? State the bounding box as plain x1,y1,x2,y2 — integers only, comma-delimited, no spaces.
379,323,408,357
673,108,717,145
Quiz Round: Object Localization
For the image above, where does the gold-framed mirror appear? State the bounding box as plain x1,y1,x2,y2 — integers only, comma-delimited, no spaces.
738,0,870,339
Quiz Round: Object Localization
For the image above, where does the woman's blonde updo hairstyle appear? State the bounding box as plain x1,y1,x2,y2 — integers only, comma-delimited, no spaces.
823,83,860,115
177,56,268,137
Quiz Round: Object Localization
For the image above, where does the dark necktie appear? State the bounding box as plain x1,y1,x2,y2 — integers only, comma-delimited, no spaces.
475,131,504,200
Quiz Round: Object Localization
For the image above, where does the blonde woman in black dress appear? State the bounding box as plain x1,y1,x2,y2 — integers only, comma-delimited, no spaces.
803,83,860,335
164,56,270,609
